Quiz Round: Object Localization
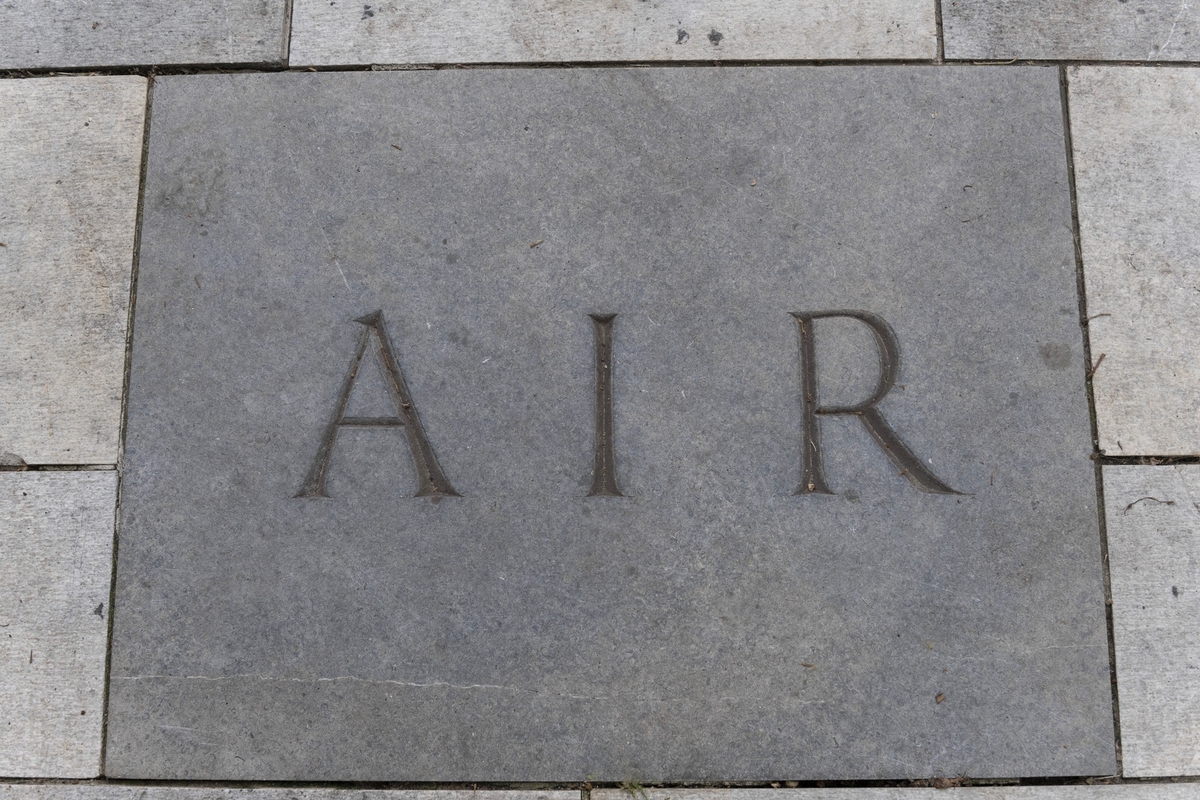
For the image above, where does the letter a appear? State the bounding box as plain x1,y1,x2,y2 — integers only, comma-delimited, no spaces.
296,311,460,498
792,310,958,495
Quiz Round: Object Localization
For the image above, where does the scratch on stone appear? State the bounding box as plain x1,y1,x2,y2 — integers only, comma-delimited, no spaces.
1154,0,1190,57
223,0,234,52
113,674,825,704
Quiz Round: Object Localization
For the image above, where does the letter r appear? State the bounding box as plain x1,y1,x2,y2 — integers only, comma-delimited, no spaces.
792,310,958,495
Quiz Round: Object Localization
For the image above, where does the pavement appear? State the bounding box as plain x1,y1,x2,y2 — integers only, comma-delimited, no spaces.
1,1,1198,797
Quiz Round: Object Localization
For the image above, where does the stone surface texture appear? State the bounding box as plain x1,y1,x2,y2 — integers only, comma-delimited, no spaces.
289,0,935,66
0,471,117,777
1104,465,1200,777
108,67,1112,782
944,0,1200,60
0,1,288,69
1069,67,1200,457
593,789,1200,800
0,792,570,800
3,790,1200,800
0,76,146,466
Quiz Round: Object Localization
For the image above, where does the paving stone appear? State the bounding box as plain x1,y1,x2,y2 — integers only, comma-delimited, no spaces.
0,792,571,800
1068,67,1200,457
0,471,117,777
594,789,1200,800
5,792,1200,800
1103,465,1200,776
944,0,1200,61
4,791,1199,800
592,789,1200,799
0,76,146,466
107,67,1112,782
288,0,936,66
0,1,288,69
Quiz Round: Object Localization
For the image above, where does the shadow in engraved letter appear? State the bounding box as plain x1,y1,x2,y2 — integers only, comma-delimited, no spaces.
296,310,460,499
588,313,623,497
792,310,958,495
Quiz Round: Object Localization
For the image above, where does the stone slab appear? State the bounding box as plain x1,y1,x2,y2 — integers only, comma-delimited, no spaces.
944,1,1200,61
1103,465,1200,776
592,789,1200,800
594,789,1200,800
0,471,117,777
3,791,1199,800
107,67,1113,781
0,76,146,466
288,0,935,66
0,792,573,800
0,1,288,69
1068,67,1200,457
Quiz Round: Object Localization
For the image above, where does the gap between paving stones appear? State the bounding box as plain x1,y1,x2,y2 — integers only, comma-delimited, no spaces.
7,58,1200,82
1058,65,1123,779
97,72,157,778
3,778,1200,791
935,0,946,63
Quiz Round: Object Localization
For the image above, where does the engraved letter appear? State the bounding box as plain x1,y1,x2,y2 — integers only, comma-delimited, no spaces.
296,310,460,499
792,310,958,495
588,313,623,497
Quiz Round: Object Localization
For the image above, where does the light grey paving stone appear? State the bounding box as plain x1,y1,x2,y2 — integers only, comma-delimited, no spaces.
107,67,1113,782
944,0,1200,61
0,471,117,777
1104,465,1200,777
0,1,288,69
5,791,1199,800
0,792,573,800
5,791,1198,800
289,0,936,66
1068,67,1200,457
0,76,146,466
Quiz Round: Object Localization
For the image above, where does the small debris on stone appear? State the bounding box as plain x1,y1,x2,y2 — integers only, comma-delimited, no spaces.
0,453,28,470
1123,496,1175,513
935,692,946,704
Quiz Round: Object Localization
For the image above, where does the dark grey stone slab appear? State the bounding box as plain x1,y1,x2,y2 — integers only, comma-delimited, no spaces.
108,67,1115,782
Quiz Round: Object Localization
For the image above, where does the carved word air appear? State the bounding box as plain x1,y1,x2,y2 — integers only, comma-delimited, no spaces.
297,310,958,498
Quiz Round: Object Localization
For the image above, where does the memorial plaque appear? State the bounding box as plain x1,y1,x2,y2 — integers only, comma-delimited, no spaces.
107,68,1116,781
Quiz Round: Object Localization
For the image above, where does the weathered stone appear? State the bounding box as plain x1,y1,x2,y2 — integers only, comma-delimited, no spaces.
289,0,935,66
0,471,117,777
944,1,1200,61
108,67,1113,781
1069,67,1200,457
0,76,146,466
0,1,288,69
592,788,1200,800
4,789,1199,800
0,790,573,800
1104,465,1200,777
